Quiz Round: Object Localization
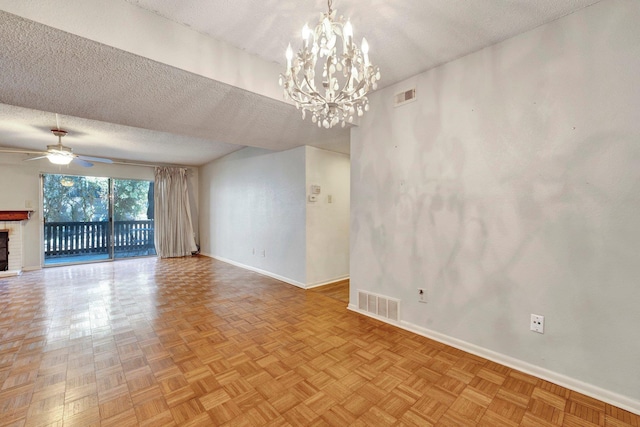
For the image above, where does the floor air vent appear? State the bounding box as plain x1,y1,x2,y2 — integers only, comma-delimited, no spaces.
357,290,400,322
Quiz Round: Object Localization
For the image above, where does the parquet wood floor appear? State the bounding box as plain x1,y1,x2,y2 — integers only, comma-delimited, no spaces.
0,256,638,426
309,281,349,304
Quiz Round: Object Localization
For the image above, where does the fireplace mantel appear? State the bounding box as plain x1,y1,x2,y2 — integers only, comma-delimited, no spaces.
0,211,33,221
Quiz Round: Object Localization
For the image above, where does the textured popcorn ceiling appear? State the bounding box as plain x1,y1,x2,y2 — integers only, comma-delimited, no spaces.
0,0,601,166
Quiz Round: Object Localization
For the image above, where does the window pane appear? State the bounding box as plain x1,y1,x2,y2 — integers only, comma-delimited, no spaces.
113,179,156,258
43,174,110,264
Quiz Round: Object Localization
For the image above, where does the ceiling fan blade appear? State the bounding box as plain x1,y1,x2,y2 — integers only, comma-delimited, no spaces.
72,157,94,168
76,155,113,164
0,148,47,155
24,155,48,161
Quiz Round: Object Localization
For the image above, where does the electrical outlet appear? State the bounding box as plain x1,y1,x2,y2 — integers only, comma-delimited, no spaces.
530,314,544,334
252,248,255,255
261,250,266,257
418,288,427,303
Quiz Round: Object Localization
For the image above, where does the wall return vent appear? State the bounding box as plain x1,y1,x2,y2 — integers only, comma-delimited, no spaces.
357,290,400,322
394,88,416,107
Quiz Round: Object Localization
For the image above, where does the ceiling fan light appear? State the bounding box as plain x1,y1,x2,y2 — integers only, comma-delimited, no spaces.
60,177,74,187
47,153,73,165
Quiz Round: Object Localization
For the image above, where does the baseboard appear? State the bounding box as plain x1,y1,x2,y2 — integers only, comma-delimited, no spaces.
347,302,401,325
0,264,41,276
347,304,640,416
202,253,307,289
306,275,350,289
0,270,21,278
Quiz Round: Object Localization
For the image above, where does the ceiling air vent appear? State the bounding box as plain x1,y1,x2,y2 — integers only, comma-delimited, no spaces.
394,88,416,107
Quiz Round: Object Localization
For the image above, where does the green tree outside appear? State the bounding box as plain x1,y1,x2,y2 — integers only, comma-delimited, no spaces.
43,174,153,222
114,179,154,221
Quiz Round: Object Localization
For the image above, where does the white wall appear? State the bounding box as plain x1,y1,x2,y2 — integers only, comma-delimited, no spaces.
199,145,350,288
306,147,350,286
0,153,198,268
351,0,640,412
199,146,307,286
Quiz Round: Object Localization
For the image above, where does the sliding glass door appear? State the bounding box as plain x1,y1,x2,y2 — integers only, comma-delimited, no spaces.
43,174,155,265
43,174,110,264
113,179,155,258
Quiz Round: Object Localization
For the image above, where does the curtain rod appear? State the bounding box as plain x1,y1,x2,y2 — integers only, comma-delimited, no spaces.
110,160,194,170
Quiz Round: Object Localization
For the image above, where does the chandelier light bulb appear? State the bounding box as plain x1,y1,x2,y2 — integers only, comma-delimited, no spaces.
285,44,293,61
285,43,293,68
361,37,370,66
302,23,311,45
343,20,353,44
279,0,380,128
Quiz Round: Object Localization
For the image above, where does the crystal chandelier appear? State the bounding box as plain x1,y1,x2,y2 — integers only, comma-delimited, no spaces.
279,0,380,128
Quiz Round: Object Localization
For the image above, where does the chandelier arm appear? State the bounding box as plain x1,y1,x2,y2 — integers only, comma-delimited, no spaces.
288,74,327,106
298,80,324,102
284,64,304,95
333,78,367,103
302,73,320,97
332,64,357,103
349,79,368,97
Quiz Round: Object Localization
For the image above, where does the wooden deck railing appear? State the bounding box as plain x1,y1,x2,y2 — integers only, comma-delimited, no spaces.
44,220,155,258
113,220,155,255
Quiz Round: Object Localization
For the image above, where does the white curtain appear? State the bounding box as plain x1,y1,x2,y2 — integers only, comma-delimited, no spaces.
154,167,197,258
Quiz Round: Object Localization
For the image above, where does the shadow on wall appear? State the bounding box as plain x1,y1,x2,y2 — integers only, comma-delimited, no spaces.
357,124,640,347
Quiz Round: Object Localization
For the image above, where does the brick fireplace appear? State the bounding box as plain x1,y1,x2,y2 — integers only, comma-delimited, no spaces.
0,211,32,277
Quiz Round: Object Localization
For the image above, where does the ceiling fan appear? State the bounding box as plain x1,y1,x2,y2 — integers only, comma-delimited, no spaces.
0,128,113,168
